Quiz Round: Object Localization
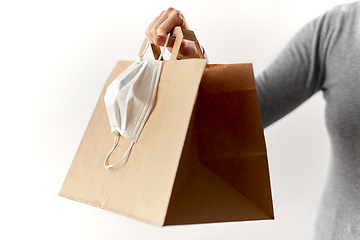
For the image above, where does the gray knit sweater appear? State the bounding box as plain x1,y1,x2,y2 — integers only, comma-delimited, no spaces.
255,2,360,239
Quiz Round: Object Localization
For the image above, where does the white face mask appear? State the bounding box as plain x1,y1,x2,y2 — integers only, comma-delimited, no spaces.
103,34,170,169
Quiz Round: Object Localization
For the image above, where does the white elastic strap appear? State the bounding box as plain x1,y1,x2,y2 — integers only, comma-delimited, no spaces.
104,133,135,169
139,41,150,60
158,33,170,60
140,33,170,61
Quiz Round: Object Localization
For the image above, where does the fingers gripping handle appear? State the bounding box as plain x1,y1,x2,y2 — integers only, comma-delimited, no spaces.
139,26,204,60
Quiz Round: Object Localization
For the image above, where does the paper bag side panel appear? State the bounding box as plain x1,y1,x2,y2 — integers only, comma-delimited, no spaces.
164,162,273,225
164,155,273,225
164,107,273,225
195,63,274,218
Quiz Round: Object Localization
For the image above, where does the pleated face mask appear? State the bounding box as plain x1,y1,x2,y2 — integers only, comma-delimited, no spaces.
103,34,170,169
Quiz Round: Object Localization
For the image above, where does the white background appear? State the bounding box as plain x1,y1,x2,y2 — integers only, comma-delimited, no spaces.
0,0,355,239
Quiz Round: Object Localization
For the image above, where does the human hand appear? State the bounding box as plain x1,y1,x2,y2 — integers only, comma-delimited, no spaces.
146,7,202,59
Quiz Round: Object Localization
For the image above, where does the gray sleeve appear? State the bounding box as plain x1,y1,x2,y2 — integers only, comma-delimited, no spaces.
255,13,329,128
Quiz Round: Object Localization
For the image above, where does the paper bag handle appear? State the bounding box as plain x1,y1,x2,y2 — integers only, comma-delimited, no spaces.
170,26,204,60
139,27,204,60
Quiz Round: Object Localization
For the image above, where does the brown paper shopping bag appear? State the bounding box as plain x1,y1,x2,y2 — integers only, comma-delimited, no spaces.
59,27,274,226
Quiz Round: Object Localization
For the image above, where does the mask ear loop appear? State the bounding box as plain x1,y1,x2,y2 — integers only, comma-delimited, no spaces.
158,33,170,61
104,132,135,169
139,33,170,61
139,41,150,61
